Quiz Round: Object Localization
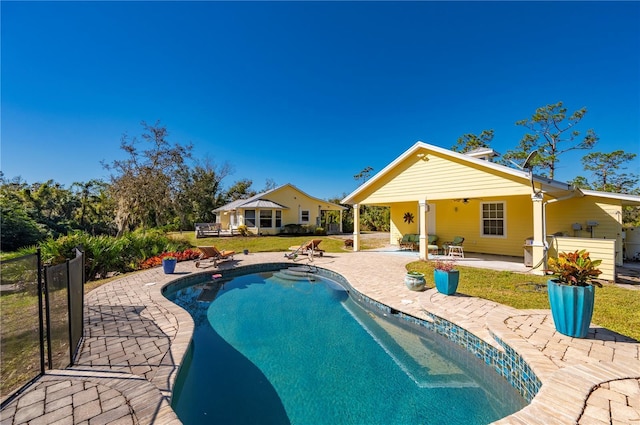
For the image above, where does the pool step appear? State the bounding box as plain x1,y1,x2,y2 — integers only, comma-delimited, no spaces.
271,266,317,282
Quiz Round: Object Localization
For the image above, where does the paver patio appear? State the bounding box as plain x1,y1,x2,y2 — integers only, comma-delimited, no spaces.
1,251,639,424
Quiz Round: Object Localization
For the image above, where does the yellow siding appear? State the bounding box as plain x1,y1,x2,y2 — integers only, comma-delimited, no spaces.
546,196,623,264
236,185,344,235
355,151,532,204
547,237,616,281
390,202,419,245
418,195,533,257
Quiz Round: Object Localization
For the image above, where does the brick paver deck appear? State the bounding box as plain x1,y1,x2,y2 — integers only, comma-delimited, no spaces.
1,251,639,424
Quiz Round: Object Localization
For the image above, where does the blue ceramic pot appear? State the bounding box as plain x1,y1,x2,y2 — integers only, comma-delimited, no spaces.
547,279,594,338
162,258,177,274
434,269,459,295
405,273,426,291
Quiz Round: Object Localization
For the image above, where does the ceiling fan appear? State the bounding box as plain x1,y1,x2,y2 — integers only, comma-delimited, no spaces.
453,198,483,204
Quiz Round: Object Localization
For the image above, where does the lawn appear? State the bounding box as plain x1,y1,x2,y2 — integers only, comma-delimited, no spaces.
173,233,639,340
168,232,388,253
406,260,640,341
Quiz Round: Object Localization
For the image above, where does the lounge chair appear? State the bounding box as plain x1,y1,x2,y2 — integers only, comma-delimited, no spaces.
195,246,235,268
285,239,324,261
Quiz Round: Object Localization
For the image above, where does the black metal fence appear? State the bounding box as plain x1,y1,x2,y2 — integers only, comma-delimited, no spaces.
0,248,85,407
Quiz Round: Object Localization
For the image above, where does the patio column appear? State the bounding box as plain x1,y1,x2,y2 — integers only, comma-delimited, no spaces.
353,203,360,251
531,193,546,275
419,200,428,260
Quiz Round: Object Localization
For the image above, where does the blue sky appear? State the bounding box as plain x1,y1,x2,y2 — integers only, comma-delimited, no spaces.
2,1,639,201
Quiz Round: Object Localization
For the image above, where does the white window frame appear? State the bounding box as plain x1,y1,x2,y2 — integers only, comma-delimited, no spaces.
275,210,282,228
301,210,310,223
480,201,506,238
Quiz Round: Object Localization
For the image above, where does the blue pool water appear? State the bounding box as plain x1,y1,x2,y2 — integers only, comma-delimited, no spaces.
166,269,526,425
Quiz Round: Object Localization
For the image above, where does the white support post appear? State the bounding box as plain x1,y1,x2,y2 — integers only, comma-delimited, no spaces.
418,200,428,260
353,204,360,252
531,193,546,275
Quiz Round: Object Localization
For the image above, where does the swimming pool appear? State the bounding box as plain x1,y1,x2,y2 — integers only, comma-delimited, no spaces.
164,266,526,424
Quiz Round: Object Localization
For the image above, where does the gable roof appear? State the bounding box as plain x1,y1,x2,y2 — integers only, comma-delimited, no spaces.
214,183,346,212
341,141,581,204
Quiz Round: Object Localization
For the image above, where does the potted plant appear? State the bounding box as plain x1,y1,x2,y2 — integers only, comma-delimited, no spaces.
405,271,426,291
547,250,602,338
162,256,177,274
433,260,459,295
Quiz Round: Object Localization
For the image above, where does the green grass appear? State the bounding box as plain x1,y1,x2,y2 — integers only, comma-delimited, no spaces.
168,232,387,253
406,260,640,341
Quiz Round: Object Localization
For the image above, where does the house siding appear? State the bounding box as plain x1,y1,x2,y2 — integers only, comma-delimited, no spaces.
216,185,343,235
356,151,531,204
546,196,623,265
547,237,616,281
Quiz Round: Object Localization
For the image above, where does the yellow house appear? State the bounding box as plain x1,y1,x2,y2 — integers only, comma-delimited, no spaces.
341,142,640,281
214,183,345,235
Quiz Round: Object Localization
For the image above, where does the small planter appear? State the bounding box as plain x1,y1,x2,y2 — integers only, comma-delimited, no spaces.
405,272,426,291
547,279,595,338
162,258,177,274
434,269,459,295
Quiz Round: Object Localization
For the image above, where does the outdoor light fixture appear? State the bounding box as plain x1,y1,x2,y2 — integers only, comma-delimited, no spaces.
417,153,429,161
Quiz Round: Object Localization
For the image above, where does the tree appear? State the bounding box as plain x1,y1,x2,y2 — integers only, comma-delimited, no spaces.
354,166,373,183
451,129,495,153
262,178,278,192
580,150,638,193
175,160,231,227
70,179,114,235
0,194,45,251
503,102,599,178
103,121,193,235
224,179,256,202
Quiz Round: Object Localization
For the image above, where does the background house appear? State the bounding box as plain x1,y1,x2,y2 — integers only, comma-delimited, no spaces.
342,142,640,280
214,183,345,235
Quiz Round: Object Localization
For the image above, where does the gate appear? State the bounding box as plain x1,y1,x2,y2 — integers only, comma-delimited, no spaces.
0,248,85,408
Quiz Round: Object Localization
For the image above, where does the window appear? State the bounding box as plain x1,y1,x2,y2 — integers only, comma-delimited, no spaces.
260,210,273,228
301,210,309,223
275,210,282,228
481,202,505,237
244,210,255,227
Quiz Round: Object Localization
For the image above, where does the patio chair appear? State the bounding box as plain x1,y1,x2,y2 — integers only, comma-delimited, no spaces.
398,234,419,251
427,234,439,255
285,239,324,261
195,246,236,268
442,236,465,258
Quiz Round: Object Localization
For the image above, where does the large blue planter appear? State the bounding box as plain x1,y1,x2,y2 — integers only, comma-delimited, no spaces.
434,269,459,295
547,279,595,338
162,258,177,274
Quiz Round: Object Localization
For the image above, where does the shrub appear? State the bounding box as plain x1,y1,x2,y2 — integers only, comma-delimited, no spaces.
432,260,456,272
314,227,326,235
547,250,602,287
139,249,200,269
237,225,251,236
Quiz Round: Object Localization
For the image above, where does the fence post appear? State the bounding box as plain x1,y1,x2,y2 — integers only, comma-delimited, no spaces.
43,264,53,370
65,259,73,366
36,248,45,374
